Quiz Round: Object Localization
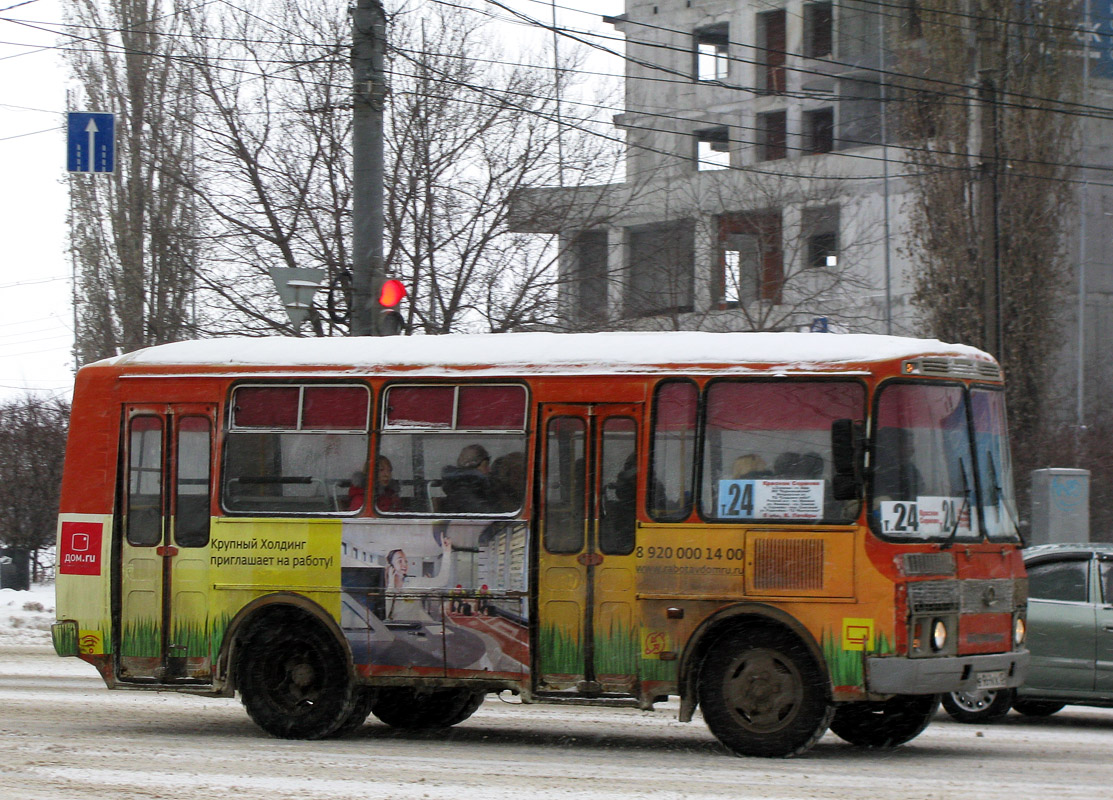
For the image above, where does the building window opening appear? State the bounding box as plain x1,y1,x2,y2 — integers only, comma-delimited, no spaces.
695,126,731,171
758,10,786,94
719,212,783,306
695,23,729,82
803,206,839,269
804,107,834,154
570,230,609,327
624,220,695,318
803,3,834,59
758,110,788,161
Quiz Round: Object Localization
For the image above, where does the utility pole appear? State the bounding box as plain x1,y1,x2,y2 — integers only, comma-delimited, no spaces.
351,0,387,336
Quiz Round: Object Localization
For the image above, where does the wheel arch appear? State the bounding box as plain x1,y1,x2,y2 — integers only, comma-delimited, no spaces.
676,603,831,722
213,592,353,696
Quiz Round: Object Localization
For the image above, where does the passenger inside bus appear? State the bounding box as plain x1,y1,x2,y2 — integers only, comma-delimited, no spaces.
374,455,403,512
773,451,825,480
731,454,770,479
873,428,923,500
602,453,638,551
490,451,526,512
346,469,367,511
441,444,499,513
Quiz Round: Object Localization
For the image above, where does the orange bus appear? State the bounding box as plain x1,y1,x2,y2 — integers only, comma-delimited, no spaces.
51,332,1028,757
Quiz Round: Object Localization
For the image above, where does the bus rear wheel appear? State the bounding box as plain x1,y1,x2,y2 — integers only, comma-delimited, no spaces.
237,618,355,740
333,688,378,737
698,627,832,758
829,694,939,747
371,688,485,729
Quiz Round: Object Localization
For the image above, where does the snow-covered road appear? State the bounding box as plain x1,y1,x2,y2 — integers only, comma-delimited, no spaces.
3,640,1113,800
4,586,1113,799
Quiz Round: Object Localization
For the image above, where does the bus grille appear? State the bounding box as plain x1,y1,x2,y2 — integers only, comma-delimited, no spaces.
907,580,960,613
960,579,1016,613
752,539,824,590
902,552,956,576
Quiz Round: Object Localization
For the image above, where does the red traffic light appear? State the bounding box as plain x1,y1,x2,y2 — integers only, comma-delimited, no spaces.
378,279,407,308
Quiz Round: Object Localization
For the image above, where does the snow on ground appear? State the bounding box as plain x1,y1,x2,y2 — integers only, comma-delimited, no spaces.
0,582,55,646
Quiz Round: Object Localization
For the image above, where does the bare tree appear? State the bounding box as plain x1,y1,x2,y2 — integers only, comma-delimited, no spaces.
383,3,619,333
0,395,70,581
65,0,201,362
172,0,354,336
898,0,1082,501
153,0,620,336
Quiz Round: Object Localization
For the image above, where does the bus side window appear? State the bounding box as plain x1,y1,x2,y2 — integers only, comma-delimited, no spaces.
223,385,369,515
650,381,698,521
544,417,586,553
127,416,164,546
175,417,211,547
378,384,528,517
600,417,638,555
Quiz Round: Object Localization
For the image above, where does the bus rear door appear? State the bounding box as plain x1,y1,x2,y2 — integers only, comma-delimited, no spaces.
537,403,641,695
117,403,215,684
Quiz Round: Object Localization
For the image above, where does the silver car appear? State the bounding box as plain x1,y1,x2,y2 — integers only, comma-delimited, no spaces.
943,543,1113,722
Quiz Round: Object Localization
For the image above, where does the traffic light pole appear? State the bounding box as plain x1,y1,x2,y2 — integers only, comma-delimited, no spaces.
351,0,387,336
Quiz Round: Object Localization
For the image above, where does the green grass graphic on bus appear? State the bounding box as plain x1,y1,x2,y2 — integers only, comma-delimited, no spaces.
540,623,583,675
823,628,893,688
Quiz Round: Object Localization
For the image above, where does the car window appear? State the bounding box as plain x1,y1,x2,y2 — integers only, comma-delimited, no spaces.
1027,559,1089,603
1101,559,1113,605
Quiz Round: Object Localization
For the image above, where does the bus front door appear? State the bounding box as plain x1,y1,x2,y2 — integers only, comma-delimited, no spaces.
117,404,215,684
537,403,641,695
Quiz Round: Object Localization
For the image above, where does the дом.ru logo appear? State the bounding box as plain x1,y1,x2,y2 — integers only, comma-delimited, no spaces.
59,521,103,576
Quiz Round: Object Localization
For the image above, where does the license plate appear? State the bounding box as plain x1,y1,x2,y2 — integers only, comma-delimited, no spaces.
976,670,1007,689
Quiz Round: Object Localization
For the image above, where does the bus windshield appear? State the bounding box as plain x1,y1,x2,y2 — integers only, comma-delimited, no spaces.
871,382,1020,544
971,387,1020,542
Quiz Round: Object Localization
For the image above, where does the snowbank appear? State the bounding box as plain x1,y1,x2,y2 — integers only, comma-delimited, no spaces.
0,583,55,646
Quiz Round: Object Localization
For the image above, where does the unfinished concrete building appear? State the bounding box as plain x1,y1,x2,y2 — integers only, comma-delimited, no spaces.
514,0,1113,427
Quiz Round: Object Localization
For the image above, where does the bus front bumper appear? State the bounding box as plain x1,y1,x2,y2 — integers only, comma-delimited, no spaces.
866,650,1029,695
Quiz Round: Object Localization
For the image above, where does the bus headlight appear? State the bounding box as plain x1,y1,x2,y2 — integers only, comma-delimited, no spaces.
931,619,948,652
1014,616,1027,647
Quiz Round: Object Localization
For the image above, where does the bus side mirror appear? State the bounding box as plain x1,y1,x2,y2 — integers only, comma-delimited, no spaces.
831,418,864,501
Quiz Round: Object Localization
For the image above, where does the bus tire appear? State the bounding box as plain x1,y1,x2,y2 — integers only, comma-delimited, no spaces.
333,688,378,737
1011,698,1065,717
371,688,485,729
698,626,832,758
237,617,355,740
829,694,939,747
942,688,1013,723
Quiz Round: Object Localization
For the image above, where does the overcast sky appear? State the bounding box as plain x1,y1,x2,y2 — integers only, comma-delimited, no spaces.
0,0,624,403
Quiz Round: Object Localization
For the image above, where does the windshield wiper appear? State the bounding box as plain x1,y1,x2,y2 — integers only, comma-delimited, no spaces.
985,451,1021,541
940,457,970,551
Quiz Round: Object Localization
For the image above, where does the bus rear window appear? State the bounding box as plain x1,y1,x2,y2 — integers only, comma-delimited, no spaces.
700,380,865,523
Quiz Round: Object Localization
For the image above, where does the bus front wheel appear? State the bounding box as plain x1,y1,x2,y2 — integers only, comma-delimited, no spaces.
237,618,355,740
1011,698,1065,717
698,627,832,758
829,694,939,747
371,688,485,729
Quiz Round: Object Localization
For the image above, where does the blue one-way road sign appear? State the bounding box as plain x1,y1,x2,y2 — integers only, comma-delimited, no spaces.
67,112,115,173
